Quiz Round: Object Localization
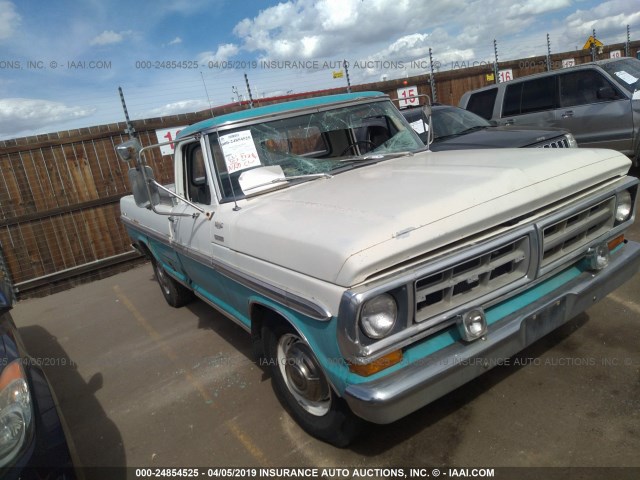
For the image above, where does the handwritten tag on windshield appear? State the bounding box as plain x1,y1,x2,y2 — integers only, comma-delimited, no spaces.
219,130,261,174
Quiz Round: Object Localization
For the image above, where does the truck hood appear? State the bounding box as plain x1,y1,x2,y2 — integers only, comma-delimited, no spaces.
432,125,569,150
230,148,630,286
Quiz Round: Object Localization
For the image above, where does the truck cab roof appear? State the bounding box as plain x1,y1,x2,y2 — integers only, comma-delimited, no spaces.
177,91,387,139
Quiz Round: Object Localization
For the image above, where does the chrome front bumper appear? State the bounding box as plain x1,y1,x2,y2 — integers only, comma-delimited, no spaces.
344,240,640,424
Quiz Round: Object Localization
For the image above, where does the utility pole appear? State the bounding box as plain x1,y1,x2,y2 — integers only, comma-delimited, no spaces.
493,39,499,84
343,60,352,93
244,73,254,109
592,28,597,62
546,33,552,71
118,86,135,138
626,24,630,57
428,48,438,103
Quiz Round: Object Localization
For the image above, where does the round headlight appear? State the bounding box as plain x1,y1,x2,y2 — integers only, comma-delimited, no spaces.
615,190,632,223
361,294,397,339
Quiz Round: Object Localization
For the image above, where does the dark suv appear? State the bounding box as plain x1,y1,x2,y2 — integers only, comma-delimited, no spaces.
459,57,640,166
401,104,576,150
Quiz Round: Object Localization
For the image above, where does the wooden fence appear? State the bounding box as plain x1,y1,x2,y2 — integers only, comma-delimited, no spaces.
0,121,194,296
1,41,637,297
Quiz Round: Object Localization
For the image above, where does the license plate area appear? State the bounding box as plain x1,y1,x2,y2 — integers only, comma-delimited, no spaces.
523,298,567,344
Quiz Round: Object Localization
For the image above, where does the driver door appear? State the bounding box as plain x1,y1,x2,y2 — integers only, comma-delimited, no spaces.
171,140,229,303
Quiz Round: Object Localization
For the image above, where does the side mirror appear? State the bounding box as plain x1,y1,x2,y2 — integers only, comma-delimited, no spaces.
116,139,143,163
128,166,160,208
421,102,432,119
421,96,434,150
597,86,616,100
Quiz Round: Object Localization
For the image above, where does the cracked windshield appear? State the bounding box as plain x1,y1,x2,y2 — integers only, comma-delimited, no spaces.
208,99,424,197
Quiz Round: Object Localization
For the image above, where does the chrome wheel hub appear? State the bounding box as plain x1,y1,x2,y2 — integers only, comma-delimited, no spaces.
277,333,331,416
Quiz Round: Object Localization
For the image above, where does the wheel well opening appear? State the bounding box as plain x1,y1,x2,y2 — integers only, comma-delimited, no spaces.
133,241,153,261
250,303,290,360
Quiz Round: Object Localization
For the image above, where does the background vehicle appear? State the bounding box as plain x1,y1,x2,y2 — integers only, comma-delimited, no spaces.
0,259,78,478
459,57,640,165
400,104,576,149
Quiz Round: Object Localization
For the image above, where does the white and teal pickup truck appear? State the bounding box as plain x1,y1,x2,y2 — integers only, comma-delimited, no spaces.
117,91,640,446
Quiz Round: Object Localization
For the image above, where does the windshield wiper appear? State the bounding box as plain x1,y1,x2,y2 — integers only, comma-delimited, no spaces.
339,151,415,162
436,125,487,140
241,173,332,192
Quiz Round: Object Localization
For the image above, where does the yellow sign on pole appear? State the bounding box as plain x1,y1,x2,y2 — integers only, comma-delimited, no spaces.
583,36,604,50
332,70,344,79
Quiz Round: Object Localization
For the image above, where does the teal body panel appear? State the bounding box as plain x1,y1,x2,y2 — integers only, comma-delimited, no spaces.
177,91,385,138
125,221,604,396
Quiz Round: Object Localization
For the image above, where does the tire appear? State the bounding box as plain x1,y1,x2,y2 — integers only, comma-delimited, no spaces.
264,323,363,447
151,259,194,308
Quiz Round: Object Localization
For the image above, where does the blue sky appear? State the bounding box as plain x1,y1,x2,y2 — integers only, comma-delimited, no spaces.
0,0,637,139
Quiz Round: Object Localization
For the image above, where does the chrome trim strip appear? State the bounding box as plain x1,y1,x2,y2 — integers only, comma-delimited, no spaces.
121,215,332,321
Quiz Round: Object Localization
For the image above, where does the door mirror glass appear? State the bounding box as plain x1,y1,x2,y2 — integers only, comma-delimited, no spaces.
116,139,142,163
128,166,160,208
597,86,616,100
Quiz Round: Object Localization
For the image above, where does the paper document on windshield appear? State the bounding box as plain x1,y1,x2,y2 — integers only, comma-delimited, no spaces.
614,70,639,85
219,130,262,174
238,165,286,194
410,119,427,134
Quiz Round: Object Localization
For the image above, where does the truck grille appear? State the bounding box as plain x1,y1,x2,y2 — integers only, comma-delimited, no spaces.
541,197,616,268
535,137,570,148
414,236,530,323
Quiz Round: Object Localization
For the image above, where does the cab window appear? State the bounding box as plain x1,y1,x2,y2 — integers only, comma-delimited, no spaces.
466,88,498,120
183,143,211,205
558,70,623,107
502,76,555,116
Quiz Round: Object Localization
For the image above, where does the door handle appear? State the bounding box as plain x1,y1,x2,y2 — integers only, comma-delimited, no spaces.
561,110,574,118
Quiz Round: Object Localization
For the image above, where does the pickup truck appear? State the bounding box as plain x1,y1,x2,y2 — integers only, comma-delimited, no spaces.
117,91,640,447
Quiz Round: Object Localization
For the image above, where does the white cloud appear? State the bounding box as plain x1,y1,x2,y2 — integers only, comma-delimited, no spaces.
375,34,431,61
90,29,130,46
168,36,182,45
144,99,210,118
0,98,96,137
563,0,640,48
508,0,571,17
232,0,451,60
198,43,240,63
0,0,20,40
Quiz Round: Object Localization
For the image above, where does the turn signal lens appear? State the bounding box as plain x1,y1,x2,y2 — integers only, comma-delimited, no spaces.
349,350,403,377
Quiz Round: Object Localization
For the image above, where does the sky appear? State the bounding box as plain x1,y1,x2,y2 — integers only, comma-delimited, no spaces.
0,0,638,140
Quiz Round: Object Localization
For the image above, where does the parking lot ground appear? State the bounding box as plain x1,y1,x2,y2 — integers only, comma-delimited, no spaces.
11,229,640,474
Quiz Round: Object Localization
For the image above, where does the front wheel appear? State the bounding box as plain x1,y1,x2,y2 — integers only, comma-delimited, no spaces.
264,324,363,447
151,259,194,308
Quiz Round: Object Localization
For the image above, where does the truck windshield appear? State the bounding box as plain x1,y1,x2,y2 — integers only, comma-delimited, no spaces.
207,100,424,200
601,58,640,94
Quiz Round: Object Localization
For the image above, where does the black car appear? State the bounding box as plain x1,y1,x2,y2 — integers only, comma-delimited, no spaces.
401,104,577,150
0,268,78,479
